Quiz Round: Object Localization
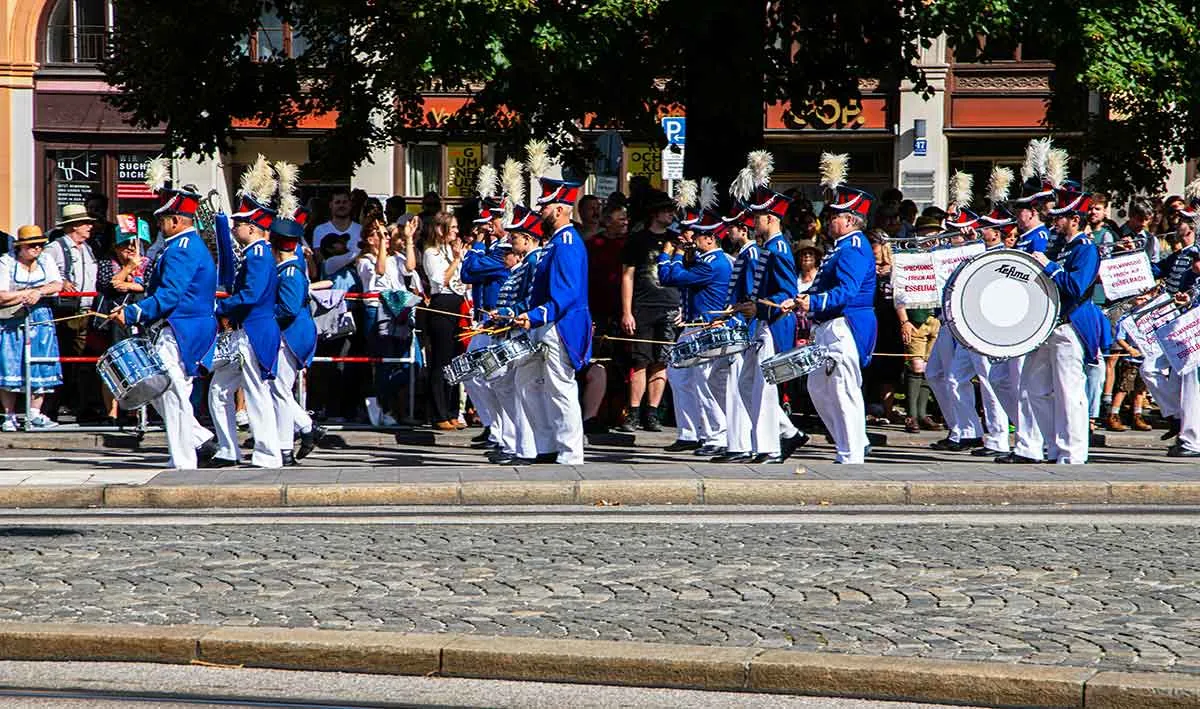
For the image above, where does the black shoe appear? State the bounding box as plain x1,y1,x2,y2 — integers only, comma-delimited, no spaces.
471,426,491,444
754,453,785,464
643,411,663,433
1167,444,1200,458
296,430,316,460
196,437,219,464
695,444,725,457
971,447,1006,457
779,431,809,461
712,452,753,463
930,437,956,451
282,452,296,467
994,452,1042,464
616,408,640,433
534,453,559,464
1162,417,1181,441
241,436,255,450
583,417,607,434
494,455,537,465
487,450,514,464
951,437,984,451
200,456,237,469
664,439,702,452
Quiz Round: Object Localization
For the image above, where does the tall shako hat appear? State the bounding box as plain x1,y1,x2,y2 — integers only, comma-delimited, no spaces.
945,170,977,229
472,164,505,224
145,156,202,219
502,141,544,238
820,152,874,218
1179,177,1200,222
675,179,700,226
726,156,764,227
231,155,278,231
499,157,525,224
978,166,1016,229
270,160,304,249
738,150,791,219
524,139,581,207
1044,146,1091,217
1009,138,1064,206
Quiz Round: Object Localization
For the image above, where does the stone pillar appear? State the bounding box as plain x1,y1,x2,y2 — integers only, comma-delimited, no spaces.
0,62,35,230
352,143,395,198
895,34,948,209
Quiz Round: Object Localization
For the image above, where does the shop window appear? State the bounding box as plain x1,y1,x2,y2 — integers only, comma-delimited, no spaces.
45,0,113,64
248,8,308,60
406,145,442,197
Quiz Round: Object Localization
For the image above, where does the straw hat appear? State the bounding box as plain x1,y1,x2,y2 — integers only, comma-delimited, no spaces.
13,225,47,248
56,203,94,229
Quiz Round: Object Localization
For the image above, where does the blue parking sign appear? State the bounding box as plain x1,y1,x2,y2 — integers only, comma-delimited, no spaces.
662,117,686,146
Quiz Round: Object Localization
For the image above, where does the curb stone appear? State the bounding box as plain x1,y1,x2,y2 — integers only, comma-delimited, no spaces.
1,622,1198,708
2,479,1200,509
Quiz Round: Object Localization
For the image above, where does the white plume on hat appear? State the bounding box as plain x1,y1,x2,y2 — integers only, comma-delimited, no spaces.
1045,147,1069,189
987,166,1015,203
274,161,299,219
475,164,498,200
144,156,170,193
1021,138,1052,182
675,179,698,210
1185,175,1200,203
239,154,277,204
950,170,973,209
819,153,849,192
699,177,718,211
747,150,774,188
731,167,756,203
525,140,550,180
500,158,525,213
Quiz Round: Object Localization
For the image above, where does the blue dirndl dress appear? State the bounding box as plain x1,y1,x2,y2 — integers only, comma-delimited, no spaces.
0,254,63,392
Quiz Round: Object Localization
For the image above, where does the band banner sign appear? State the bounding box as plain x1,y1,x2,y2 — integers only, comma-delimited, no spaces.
1099,251,1155,301
933,243,986,296
891,251,938,307
1128,294,1176,365
1155,305,1200,375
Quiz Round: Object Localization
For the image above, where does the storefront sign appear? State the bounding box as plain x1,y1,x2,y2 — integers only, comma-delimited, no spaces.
626,145,663,190
446,144,484,198
1156,305,1200,375
55,151,101,209
116,153,163,201
765,98,889,131
891,251,939,307
1099,251,1155,301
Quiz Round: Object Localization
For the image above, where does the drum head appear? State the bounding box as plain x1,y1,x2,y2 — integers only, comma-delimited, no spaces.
943,250,1061,359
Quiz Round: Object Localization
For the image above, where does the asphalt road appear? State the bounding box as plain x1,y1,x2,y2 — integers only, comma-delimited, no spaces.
0,509,1197,676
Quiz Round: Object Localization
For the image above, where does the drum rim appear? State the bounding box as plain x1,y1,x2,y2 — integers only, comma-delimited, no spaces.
943,249,1061,358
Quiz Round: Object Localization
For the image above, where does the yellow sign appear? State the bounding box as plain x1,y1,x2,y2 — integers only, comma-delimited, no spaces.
446,144,484,198
626,144,663,190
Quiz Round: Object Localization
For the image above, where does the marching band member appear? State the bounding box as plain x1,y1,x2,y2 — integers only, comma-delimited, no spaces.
659,206,733,457
207,163,283,469
109,161,217,470
783,153,876,464
1009,138,1057,255
713,206,764,463
1002,187,1104,464
460,166,511,448
512,178,592,465
268,217,320,464
489,206,552,465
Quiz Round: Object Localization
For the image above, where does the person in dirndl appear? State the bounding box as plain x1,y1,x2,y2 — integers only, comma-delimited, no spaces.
0,226,64,431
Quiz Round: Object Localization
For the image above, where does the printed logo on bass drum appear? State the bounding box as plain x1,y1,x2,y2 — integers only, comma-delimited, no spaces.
995,264,1031,282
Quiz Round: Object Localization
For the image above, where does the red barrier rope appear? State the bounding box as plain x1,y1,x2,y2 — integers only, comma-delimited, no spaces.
58,291,382,300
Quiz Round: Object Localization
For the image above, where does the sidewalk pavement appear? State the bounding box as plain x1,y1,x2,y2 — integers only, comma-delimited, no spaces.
0,426,1195,508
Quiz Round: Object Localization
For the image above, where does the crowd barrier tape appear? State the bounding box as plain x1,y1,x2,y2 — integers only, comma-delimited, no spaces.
16,290,420,434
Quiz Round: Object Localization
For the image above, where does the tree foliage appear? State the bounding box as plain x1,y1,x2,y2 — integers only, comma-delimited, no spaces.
103,0,1199,196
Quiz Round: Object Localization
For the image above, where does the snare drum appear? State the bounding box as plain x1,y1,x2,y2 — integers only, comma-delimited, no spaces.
942,250,1061,359
444,351,484,385
760,344,831,385
667,337,706,368
212,329,244,369
476,334,543,380
96,337,171,408
695,325,752,359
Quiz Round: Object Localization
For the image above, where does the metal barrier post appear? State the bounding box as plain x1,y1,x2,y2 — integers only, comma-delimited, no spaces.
21,321,33,431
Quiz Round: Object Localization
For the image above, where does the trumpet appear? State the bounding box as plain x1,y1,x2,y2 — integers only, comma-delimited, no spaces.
885,230,968,253
1098,236,1149,259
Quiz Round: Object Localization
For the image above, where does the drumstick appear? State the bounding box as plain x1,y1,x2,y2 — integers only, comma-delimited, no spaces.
25,310,105,326
600,334,677,346
756,298,786,309
415,305,470,318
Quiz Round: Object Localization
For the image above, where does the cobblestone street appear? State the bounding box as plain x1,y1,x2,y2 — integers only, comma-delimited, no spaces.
1,515,1198,676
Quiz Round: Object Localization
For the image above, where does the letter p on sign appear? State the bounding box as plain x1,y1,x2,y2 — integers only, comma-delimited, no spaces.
662,117,686,146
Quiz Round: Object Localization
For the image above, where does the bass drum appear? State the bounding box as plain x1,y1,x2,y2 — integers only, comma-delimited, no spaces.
942,249,1061,359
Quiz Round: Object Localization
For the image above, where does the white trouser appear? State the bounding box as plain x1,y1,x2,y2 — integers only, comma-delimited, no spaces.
270,345,313,454
700,355,730,447
209,334,282,468
807,317,867,464
1178,369,1200,453
149,327,213,470
727,321,794,456
524,325,583,464
926,330,982,442
967,351,1011,453
1013,324,1089,464
463,333,500,438
505,350,554,459
1142,357,1178,418
667,328,704,443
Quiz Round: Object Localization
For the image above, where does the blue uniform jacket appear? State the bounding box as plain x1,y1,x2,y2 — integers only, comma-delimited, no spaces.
1152,243,1199,294
656,248,733,323
528,225,593,370
461,240,510,317
275,257,316,368
125,227,217,377
216,239,281,379
494,248,543,320
1044,232,1104,363
1016,224,1049,254
806,230,878,366
726,242,764,330
759,233,800,352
